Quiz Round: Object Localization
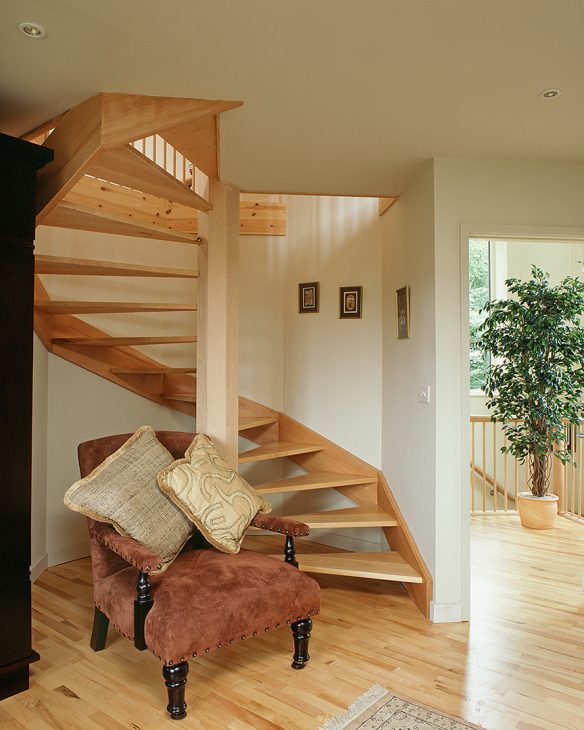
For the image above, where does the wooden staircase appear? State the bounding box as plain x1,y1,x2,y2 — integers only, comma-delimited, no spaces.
28,94,431,617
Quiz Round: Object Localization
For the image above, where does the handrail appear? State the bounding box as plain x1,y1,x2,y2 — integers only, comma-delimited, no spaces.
469,463,516,502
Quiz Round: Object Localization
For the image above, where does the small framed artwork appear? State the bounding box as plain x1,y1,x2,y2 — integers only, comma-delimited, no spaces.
339,286,362,319
396,286,410,339
298,282,319,313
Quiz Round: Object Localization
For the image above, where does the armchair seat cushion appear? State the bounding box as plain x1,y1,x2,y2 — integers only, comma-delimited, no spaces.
94,547,321,665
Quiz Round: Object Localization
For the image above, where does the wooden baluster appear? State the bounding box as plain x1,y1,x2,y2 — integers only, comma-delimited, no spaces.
482,421,486,512
471,420,475,513
503,431,508,511
576,436,584,517
163,139,168,174
493,422,497,512
514,421,519,504
173,147,177,179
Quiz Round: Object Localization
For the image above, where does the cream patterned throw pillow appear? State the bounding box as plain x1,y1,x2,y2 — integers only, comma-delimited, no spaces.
157,433,272,554
64,426,193,573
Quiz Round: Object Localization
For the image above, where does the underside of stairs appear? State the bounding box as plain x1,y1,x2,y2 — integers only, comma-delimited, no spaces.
28,93,431,617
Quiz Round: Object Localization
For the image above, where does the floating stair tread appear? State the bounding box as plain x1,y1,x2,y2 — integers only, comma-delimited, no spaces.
53,336,196,347
282,506,397,529
111,367,196,374
162,393,196,403
45,201,199,244
88,146,211,211
35,254,199,279
291,551,423,583
238,416,278,431
254,471,375,494
35,301,197,314
239,441,323,463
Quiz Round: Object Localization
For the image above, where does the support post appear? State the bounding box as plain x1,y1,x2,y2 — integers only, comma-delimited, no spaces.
134,571,153,650
196,180,240,469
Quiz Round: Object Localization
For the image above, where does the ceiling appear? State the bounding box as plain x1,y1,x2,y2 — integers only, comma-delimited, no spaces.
2,0,584,196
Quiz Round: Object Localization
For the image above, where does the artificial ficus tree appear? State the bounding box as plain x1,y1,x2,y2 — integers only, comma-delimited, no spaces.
479,266,584,497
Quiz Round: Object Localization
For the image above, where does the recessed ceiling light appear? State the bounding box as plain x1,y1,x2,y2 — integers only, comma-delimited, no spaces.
18,22,46,39
540,88,562,100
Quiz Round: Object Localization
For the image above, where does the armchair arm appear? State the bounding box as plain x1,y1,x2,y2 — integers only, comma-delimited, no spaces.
88,521,165,574
250,514,310,537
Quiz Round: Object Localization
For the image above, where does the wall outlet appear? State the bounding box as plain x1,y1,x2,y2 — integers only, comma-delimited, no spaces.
417,385,431,403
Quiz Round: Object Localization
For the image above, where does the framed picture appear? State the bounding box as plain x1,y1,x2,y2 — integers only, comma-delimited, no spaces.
339,286,362,319
298,282,319,313
396,286,410,339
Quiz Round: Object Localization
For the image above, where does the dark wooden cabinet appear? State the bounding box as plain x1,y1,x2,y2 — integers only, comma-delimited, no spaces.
0,132,53,699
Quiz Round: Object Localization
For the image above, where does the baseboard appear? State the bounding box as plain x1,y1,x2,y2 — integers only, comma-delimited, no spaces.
48,541,90,567
30,554,48,583
429,601,464,623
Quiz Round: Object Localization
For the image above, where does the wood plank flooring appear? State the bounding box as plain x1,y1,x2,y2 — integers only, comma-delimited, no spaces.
1,515,583,729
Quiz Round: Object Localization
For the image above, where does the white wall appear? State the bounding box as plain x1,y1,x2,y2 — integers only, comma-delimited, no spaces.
380,162,437,589
44,355,194,568
31,335,48,581
282,195,383,467
434,157,584,621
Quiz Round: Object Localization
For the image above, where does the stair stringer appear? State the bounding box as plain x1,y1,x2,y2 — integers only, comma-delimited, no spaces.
240,402,433,617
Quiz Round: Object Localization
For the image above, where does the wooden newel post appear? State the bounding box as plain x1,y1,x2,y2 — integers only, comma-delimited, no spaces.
553,442,565,513
196,180,240,469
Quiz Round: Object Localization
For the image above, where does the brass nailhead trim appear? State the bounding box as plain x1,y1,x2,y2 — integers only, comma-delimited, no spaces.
145,566,151,571
205,648,210,653
192,653,197,658
253,631,257,636
276,623,280,628
156,563,162,570
264,627,269,632
217,643,222,648
229,639,234,644
286,620,290,624
241,635,246,640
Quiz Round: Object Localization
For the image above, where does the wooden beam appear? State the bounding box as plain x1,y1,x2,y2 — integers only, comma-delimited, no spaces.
87,146,211,211
21,111,68,143
53,336,196,347
111,367,196,374
378,197,399,216
99,93,242,148
197,180,240,469
35,254,199,278
239,201,286,236
35,95,103,223
162,115,219,180
35,301,196,314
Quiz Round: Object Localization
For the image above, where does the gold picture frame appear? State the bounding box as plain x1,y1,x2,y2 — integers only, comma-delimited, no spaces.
396,286,410,339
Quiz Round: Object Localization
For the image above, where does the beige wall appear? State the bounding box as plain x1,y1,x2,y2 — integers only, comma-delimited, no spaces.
434,157,584,621
279,195,385,551
44,355,195,567
31,335,48,580
380,162,437,587
282,195,383,467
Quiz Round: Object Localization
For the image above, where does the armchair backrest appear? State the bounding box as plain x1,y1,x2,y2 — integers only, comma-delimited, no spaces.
78,431,195,478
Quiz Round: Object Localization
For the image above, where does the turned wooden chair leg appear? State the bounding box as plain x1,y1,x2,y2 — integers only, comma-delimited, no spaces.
163,662,189,720
291,617,312,669
90,607,109,651
284,535,299,568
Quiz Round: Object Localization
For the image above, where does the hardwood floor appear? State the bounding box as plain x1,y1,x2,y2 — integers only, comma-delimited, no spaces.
1,516,583,729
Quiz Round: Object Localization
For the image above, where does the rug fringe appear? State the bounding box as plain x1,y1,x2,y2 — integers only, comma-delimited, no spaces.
318,684,389,730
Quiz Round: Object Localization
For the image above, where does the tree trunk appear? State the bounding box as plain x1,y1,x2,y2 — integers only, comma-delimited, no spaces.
529,451,550,497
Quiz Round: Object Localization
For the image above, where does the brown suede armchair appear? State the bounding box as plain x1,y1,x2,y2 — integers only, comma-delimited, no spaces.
78,431,321,721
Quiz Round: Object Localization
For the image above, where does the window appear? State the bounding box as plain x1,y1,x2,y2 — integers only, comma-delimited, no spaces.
469,239,490,391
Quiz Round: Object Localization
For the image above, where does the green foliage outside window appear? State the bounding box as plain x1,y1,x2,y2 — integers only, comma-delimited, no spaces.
469,240,490,390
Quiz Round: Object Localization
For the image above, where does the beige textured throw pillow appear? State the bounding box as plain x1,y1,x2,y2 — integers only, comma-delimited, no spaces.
64,426,193,573
157,433,272,554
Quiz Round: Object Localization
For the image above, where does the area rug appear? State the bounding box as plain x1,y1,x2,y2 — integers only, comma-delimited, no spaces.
318,685,482,730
